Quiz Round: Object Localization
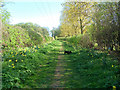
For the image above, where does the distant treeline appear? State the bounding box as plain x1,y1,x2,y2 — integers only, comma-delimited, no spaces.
51,2,120,51
1,2,52,50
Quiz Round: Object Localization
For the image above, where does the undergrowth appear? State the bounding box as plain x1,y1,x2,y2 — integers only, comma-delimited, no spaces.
62,41,120,88
2,40,61,88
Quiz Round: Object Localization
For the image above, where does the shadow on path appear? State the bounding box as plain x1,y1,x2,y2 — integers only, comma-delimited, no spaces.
51,43,66,88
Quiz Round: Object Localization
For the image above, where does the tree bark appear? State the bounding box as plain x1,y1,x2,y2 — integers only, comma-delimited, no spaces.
80,18,83,34
118,1,120,46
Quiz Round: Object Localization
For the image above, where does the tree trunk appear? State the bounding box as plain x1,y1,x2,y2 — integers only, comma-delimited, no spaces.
118,1,120,46
80,18,83,34
110,45,113,51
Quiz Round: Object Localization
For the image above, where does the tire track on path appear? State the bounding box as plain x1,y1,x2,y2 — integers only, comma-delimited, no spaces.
51,43,66,88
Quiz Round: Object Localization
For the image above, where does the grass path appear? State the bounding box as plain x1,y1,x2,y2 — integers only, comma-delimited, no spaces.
2,40,120,88
51,42,66,88
60,41,120,88
51,41,120,88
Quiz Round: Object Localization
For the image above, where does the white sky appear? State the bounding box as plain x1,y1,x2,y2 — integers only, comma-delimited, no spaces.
5,1,64,30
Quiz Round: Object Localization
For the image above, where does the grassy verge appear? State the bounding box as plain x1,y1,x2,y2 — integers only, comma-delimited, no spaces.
2,40,61,88
62,41,120,88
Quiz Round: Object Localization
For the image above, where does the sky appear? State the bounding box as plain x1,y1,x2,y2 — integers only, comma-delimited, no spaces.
4,0,65,31
4,0,118,31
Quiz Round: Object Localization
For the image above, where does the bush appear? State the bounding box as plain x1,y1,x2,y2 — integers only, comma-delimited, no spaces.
67,34,94,48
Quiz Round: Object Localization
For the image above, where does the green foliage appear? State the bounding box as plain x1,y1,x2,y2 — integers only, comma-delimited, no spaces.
60,2,94,36
2,25,31,47
87,2,120,50
66,34,93,48
60,2,120,51
2,1,120,89
2,40,120,88
0,2,10,24
1,3,51,50
94,43,98,48
2,40,61,88
62,41,120,88
1,10,10,24
51,27,61,37
2,22,52,50
16,22,49,37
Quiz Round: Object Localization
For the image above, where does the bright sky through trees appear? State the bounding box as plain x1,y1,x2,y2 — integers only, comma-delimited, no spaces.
4,1,64,30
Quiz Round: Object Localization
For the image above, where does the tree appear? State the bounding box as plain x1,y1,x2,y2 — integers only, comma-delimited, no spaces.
51,27,61,37
88,2,120,51
60,1,94,36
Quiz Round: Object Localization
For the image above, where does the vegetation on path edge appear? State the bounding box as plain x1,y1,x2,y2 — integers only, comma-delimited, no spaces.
2,40,120,89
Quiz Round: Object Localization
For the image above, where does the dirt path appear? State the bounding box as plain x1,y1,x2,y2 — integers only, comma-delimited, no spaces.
51,44,66,88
